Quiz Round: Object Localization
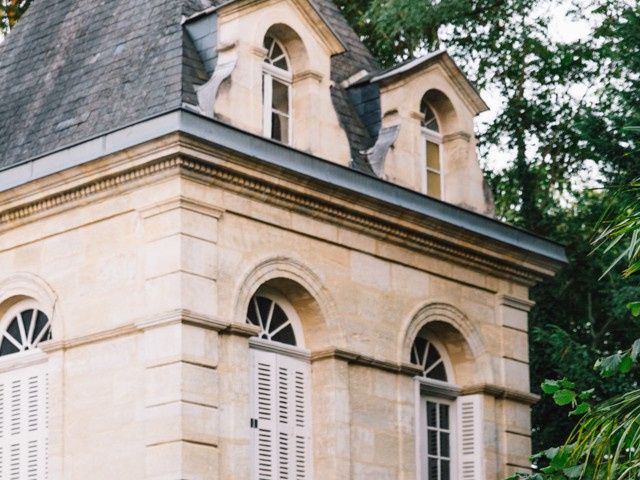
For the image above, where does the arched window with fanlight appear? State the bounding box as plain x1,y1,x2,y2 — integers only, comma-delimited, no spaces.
411,331,484,480
420,97,444,199
245,288,312,480
263,36,292,144
0,300,51,479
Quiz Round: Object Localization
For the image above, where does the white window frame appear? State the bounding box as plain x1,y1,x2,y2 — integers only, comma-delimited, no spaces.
419,392,457,480
0,300,52,357
248,288,313,480
0,299,50,480
421,128,445,199
262,40,293,145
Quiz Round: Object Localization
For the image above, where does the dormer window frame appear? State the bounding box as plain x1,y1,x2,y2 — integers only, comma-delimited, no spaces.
262,36,293,145
421,126,444,200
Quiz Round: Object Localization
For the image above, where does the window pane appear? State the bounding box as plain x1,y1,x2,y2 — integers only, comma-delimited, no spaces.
271,113,289,144
439,404,449,429
427,141,440,170
427,172,442,199
269,304,288,332
0,336,19,356
440,432,450,458
441,460,450,480
273,57,289,70
428,429,438,455
256,296,272,328
427,401,437,427
271,324,296,346
428,457,439,480
428,361,447,381
272,79,289,113
247,299,259,326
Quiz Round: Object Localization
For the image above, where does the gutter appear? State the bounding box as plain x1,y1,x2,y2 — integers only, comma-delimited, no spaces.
0,108,567,265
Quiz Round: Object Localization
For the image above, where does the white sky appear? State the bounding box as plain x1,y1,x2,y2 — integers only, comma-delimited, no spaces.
479,1,594,172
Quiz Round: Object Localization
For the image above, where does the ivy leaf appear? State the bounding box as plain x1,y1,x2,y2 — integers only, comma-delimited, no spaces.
569,402,590,416
559,378,576,390
563,464,585,478
629,302,640,317
541,380,561,394
578,388,594,401
594,353,622,377
619,353,634,374
553,389,576,406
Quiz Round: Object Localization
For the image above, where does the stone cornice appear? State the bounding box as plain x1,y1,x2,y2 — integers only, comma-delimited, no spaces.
0,146,558,285
462,383,540,405
311,347,423,377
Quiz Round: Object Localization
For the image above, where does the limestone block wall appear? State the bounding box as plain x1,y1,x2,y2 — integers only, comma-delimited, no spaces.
0,148,542,479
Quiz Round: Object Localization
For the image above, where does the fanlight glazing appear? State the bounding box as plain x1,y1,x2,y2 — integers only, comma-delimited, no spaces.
411,336,448,381
0,309,52,357
247,295,297,346
264,36,290,71
420,100,440,132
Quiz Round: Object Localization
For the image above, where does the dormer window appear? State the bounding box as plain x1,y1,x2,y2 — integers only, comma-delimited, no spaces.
263,36,292,144
421,100,443,200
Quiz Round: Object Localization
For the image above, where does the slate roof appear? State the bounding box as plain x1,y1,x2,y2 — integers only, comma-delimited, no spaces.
0,0,379,172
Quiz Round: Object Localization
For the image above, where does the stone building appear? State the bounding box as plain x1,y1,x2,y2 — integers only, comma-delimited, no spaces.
0,0,566,479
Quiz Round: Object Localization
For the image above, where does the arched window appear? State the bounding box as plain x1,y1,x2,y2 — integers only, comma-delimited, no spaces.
420,98,443,199
410,330,484,480
246,293,298,346
411,336,448,382
0,306,51,356
0,300,50,478
245,289,311,479
263,36,292,144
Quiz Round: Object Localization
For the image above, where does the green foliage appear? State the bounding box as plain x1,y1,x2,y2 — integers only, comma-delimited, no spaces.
0,0,31,35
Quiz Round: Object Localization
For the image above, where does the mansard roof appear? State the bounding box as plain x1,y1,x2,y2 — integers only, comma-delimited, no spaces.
0,0,382,171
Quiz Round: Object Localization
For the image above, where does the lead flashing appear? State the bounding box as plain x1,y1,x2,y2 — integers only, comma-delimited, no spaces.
0,109,566,265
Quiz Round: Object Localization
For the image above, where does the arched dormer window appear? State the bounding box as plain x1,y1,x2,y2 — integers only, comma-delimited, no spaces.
420,98,443,200
0,302,51,357
263,36,292,145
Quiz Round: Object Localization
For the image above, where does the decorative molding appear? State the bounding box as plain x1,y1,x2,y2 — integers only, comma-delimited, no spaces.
499,294,536,312
443,131,472,143
0,349,48,374
41,324,140,352
0,157,182,226
462,383,540,405
249,337,311,361
416,377,462,400
293,69,323,83
218,41,238,53
139,195,224,220
311,347,423,377
40,310,258,353
0,149,551,285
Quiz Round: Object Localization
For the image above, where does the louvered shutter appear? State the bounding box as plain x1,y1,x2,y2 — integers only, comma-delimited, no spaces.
0,363,48,480
250,350,312,480
251,349,279,480
275,355,311,480
456,394,484,480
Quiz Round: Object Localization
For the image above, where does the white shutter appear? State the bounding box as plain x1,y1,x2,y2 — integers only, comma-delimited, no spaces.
250,349,312,480
456,394,484,480
0,364,48,480
251,349,278,480
276,355,311,480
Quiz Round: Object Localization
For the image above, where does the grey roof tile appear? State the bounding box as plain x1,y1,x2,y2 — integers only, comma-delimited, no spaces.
0,0,382,174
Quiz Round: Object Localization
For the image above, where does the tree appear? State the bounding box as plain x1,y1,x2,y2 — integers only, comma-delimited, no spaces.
508,178,640,480
0,0,31,35
335,0,640,450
